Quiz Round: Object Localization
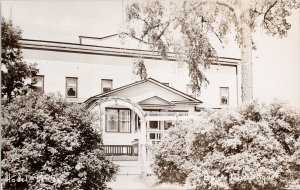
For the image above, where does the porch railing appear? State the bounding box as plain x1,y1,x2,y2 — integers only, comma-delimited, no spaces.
103,145,133,156
145,112,189,117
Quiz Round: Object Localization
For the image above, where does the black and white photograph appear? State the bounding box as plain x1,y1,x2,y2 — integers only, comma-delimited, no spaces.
1,0,300,189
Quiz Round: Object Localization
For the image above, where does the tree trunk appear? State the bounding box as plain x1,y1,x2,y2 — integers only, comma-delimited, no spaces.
240,4,253,102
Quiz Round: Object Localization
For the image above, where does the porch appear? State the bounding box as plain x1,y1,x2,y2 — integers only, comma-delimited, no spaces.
85,79,203,175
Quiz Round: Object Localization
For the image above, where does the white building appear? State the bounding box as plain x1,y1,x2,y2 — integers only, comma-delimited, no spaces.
21,34,241,175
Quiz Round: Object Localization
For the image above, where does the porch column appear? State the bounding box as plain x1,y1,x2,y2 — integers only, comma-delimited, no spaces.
99,104,106,140
139,120,147,176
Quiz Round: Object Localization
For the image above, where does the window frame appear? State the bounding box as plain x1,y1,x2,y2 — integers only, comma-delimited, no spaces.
220,87,229,105
66,77,78,98
34,75,44,93
101,79,113,93
105,108,131,133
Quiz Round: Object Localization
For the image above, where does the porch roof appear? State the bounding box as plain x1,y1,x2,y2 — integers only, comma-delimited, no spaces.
85,78,202,108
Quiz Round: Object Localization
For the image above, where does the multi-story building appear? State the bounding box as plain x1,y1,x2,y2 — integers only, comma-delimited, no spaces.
21,34,241,174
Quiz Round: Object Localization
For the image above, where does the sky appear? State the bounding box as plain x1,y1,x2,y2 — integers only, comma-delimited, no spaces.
1,0,300,109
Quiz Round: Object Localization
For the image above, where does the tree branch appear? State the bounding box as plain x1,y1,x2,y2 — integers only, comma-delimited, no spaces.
263,0,278,23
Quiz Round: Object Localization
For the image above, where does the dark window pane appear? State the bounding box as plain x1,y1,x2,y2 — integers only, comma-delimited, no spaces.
149,133,156,139
220,87,229,105
149,121,158,129
102,79,113,93
67,87,76,96
66,78,77,97
103,88,111,93
164,121,172,130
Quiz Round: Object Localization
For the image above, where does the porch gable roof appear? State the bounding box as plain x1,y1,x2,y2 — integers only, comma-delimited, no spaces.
85,78,202,107
138,96,175,107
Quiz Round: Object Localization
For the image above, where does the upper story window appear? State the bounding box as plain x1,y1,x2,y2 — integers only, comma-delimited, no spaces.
66,77,78,98
220,87,229,105
34,75,44,93
101,79,113,93
186,84,196,98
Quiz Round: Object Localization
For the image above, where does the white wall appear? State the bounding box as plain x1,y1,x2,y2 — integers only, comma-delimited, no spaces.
23,48,238,108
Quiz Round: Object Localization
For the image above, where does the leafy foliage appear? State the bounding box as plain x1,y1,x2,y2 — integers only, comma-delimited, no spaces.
1,92,118,190
126,0,299,100
1,18,39,102
152,101,300,189
133,58,147,80
127,0,217,93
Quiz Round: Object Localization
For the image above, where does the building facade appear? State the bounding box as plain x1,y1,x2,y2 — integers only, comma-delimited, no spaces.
21,35,241,174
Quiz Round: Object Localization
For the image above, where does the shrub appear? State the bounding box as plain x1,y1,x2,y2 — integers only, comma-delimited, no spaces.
1,92,118,190
152,101,300,189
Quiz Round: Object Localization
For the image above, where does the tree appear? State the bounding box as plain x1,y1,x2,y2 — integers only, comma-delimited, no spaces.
1,18,38,102
152,101,300,189
1,92,118,190
126,0,299,102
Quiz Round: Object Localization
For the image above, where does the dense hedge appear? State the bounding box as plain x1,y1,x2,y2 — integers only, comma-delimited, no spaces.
1,92,118,190
152,101,300,189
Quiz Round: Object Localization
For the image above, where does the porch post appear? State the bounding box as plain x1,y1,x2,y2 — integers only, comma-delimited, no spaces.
139,120,147,177
99,104,106,140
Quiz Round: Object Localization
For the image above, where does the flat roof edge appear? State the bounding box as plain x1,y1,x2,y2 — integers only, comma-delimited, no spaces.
20,38,241,65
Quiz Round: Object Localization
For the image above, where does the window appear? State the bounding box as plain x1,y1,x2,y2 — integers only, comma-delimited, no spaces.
101,79,113,93
106,108,131,133
164,121,173,130
149,121,159,129
186,84,196,98
66,77,78,98
34,75,44,93
106,109,119,132
119,110,131,132
220,87,229,105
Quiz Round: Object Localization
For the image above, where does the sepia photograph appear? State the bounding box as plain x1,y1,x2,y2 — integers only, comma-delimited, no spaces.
1,0,300,189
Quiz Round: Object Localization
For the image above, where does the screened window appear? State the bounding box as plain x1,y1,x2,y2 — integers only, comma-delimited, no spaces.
106,108,131,133
34,75,44,93
220,87,229,105
186,84,196,98
66,77,77,98
101,79,113,93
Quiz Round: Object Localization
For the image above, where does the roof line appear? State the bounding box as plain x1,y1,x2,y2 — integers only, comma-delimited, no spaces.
79,33,119,41
20,38,241,62
85,78,202,105
138,95,175,106
84,80,146,104
147,78,202,103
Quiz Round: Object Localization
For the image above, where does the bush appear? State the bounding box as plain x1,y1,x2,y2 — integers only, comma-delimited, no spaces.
1,92,118,190
152,101,300,189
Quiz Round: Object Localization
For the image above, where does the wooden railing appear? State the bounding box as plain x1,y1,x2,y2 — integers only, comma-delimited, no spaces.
103,145,133,156
145,111,189,117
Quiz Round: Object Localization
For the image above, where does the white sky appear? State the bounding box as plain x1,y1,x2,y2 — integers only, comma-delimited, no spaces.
1,0,299,108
